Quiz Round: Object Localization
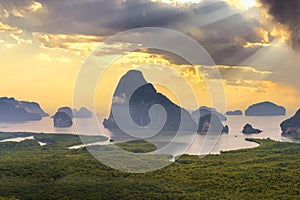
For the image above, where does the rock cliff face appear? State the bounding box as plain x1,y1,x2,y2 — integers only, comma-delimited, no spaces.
192,106,226,122
226,110,243,116
242,123,262,134
103,70,227,134
0,101,41,122
58,107,73,118
280,110,300,135
0,97,48,122
52,107,74,128
129,83,197,131
103,70,197,131
53,112,73,128
245,102,286,116
197,114,229,134
52,106,92,127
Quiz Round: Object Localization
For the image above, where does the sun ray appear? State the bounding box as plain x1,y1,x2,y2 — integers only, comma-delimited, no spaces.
239,0,257,10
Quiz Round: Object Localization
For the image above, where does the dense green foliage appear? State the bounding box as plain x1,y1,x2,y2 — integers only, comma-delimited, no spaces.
115,140,157,153
288,132,300,140
0,133,299,199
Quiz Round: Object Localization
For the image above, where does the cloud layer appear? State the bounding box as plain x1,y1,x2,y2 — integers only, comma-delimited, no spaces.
260,0,300,49
0,0,273,65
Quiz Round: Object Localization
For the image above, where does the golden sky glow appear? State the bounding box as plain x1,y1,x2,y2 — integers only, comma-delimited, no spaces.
0,22,300,115
0,0,300,116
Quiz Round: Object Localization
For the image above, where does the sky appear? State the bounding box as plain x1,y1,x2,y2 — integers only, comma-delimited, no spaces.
0,0,300,116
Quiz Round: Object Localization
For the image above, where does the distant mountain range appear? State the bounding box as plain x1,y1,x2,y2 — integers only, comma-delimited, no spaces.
102,70,291,136
0,76,288,135
0,97,48,122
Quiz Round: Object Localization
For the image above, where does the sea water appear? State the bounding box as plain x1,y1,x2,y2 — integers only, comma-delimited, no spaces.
0,115,293,155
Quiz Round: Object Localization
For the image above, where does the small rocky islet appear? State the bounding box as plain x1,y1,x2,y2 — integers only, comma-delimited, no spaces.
226,110,243,116
242,123,262,134
52,106,93,128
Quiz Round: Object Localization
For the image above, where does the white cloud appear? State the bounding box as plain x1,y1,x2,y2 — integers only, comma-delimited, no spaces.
56,57,72,63
38,52,51,62
4,43,17,49
38,52,72,63
0,8,9,19
9,33,32,45
33,32,104,56
7,1,43,18
28,1,42,12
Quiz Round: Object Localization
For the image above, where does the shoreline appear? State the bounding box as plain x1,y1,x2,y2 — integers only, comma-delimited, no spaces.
1,131,297,156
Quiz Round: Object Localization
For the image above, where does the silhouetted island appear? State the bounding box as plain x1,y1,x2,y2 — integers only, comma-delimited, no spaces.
73,107,92,118
103,70,228,134
58,107,73,118
245,102,286,116
0,97,48,122
242,123,262,134
197,114,229,134
53,112,73,128
53,107,73,128
53,106,93,119
103,70,196,131
280,110,300,137
226,110,243,116
192,106,226,122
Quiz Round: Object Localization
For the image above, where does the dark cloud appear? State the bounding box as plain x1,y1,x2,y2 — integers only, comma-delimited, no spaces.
0,0,33,10
0,0,186,35
102,0,185,30
196,14,264,65
138,48,191,65
2,0,233,35
152,13,268,65
128,12,268,66
0,0,271,65
260,0,300,49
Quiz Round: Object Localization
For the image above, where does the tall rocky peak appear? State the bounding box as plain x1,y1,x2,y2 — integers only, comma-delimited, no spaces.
103,70,227,133
129,83,196,130
113,70,148,101
104,70,197,131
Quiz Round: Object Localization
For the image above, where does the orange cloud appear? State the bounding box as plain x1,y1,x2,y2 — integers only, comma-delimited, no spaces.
10,1,43,17
32,32,105,56
0,21,22,33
